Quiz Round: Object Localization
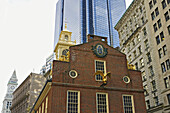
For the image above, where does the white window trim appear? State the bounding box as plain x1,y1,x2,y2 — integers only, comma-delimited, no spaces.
66,90,80,113
95,60,106,81
96,92,109,113
122,94,135,113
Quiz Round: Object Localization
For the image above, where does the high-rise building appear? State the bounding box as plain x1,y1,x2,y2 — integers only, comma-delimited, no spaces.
115,0,170,112
54,0,126,48
10,73,46,113
1,70,18,113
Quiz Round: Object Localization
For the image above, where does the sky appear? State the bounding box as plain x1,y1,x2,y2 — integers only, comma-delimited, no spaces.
0,0,133,110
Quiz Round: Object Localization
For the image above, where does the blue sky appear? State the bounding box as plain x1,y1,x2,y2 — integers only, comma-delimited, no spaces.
0,0,133,109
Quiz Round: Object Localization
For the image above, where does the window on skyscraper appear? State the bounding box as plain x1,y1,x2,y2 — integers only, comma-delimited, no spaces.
162,0,167,9
146,100,150,109
153,23,158,32
151,12,155,20
164,11,169,21
154,96,159,106
158,48,163,58
166,59,170,70
157,19,162,28
168,25,170,35
153,0,157,4
156,35,160,45
149,66,154,76
164,77,169,88
167,94,170,104
155,7,159,16
149,1,153,9
161,62,166,73
147,52,152,63
151,80,157,91
160,32,165,41
167,0,170,4
163,45,167,55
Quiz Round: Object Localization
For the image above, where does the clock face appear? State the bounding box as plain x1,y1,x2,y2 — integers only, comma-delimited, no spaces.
10,86,15,90
65,35,68,40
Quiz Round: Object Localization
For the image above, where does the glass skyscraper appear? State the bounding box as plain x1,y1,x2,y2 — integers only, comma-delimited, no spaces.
54,0,126,48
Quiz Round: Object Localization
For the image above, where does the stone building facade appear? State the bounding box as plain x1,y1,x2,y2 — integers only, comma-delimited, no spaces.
10,73,46,113
115,0,170,112
30,34,146,113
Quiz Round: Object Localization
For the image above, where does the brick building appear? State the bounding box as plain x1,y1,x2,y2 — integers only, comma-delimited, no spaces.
30,30,146,113
10,73,46,113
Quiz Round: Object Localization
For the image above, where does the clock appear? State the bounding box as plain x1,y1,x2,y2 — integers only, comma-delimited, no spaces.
10,86,15,90
65,35,68,41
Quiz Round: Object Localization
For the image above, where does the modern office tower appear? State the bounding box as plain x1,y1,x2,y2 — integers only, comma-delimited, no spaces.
1,70,18,113
115,0,170,112
54,0,126,48
10,73,46,113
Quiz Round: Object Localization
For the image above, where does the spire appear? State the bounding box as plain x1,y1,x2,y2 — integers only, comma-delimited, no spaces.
8,70,18,85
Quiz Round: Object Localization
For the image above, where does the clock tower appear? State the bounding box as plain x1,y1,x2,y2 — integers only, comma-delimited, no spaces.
54,24,76,61
1,70,18,113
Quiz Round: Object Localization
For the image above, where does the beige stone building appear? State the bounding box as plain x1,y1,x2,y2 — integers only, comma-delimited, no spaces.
115,0,170,112
10,73,46,113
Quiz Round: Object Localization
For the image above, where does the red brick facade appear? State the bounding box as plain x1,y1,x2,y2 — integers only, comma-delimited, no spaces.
31,37,146,113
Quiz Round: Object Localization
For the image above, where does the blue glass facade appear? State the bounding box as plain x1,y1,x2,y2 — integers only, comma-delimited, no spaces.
54,0,126,48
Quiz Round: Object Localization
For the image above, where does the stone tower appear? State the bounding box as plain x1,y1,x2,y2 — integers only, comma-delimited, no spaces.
1,70,18,113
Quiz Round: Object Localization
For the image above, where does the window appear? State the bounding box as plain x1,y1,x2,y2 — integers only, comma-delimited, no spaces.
95,60,106,81
144,85,149,96
149,1,153,9
138,46,142,54
156,35,160,45
157,19,162,28
163,45,167,55
141,17,145,24
128,55,132,62
164,77,169,88
162,0,167,9
147,52,152,63
154,96,159,106
158,48,163,58
45,96,48,113
149,66,154,76
96,93,108,113
167,94,170,104
151,12,155,20
155,7,159,16
153,0,157,4
166,59,170,70
144,39,149,49
137,35,140,42
42,102,44,113
140,58,144,67
164,12,169,21
167,0,170,4
143,27,147,36
161,62,166,73
153,23,158,32
39,106,41,113
140,7,143,13
122,95,135,113
142,71,147,81
133,50,137,58
135,62,138,70
67,91,80,113
160,32,165,41
151,80,157,91
168,25,170,35
146,100,150,109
